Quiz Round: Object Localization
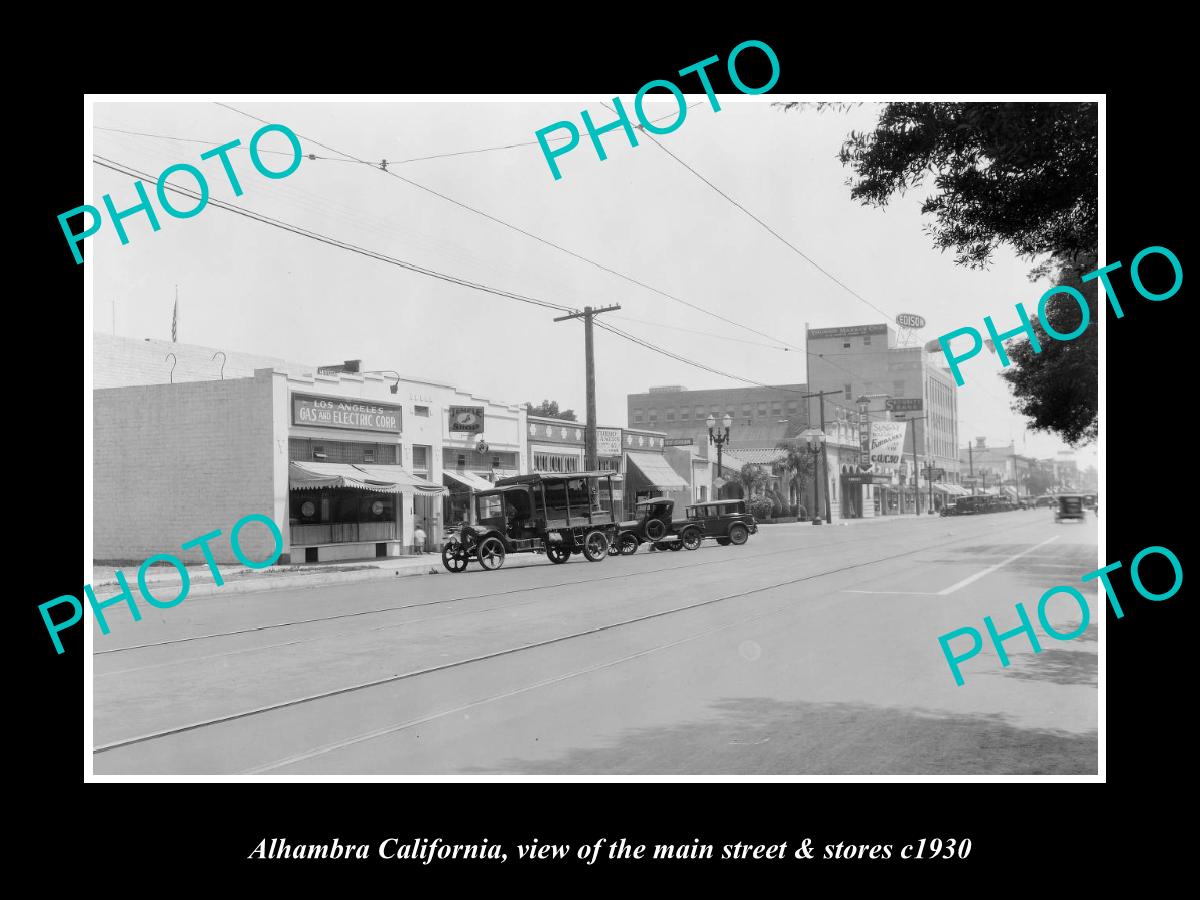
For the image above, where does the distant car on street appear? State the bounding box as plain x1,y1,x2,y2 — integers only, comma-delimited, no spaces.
1054,494,1087,523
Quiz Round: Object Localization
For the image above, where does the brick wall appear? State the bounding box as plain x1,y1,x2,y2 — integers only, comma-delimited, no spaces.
93,373,278,565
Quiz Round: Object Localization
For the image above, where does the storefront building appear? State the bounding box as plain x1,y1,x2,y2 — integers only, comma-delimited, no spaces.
92,334,524,564
526,417,688,517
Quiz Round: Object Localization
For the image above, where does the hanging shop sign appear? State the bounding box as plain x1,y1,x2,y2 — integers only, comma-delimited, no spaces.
292,393,402,434
869,421,909,466
885,398,923,412
449,406,485,433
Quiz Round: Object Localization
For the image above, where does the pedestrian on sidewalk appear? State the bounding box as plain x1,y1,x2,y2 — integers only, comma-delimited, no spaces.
414,524,427,555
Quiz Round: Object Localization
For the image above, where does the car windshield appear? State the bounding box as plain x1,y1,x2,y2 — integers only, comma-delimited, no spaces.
476,493,504,522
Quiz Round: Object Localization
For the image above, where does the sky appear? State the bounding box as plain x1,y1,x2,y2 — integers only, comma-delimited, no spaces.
88,98,1097,469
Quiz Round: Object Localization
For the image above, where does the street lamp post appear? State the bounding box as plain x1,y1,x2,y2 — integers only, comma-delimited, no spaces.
707,413,732,498
805,430,827,525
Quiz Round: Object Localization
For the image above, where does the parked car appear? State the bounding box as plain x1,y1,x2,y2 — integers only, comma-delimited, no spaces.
683,499,759,546
613,498,702,554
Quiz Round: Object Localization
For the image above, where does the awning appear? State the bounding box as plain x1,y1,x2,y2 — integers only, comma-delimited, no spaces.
289,461,445,495
443,469,493,491
625,451,690,490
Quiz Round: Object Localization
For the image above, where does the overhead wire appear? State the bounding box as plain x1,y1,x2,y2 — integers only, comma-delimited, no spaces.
605,101,898,323
92,156,573,314
212,101,805,351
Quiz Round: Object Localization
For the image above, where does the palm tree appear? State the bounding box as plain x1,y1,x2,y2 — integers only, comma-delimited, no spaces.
776,441,815,515
736,463,768,500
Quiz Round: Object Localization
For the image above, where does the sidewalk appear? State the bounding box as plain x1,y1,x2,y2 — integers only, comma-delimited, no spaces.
89,552,461,599
90,513,942,600
765,512,938,528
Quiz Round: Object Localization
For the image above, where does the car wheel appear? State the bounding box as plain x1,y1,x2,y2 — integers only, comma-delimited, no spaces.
653,541,671,552
441,542,468,573
728,524,749,545
582,530,609,562
716,538,730,546
668,541,683,551
619,533,640,555
681,528,702,551
546,544,571,564
645,518,668,541
477,537,506,570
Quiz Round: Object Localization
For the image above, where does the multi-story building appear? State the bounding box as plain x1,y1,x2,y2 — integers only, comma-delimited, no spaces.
805,324,962,511
626,384,811,449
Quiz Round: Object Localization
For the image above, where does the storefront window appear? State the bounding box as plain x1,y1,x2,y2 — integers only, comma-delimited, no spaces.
533,452,581,473
289,438,398,465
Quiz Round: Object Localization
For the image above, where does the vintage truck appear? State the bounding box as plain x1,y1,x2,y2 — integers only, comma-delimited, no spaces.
441,471,621,572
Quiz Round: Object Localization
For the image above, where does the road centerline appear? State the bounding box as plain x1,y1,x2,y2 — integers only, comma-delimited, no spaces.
935,536,1061,596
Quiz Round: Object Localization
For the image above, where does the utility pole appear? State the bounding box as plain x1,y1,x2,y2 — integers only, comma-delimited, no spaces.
905,415,929,515
801,389,841,525
553,304,620,470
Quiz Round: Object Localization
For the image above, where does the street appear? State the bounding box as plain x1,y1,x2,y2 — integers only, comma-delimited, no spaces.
92,512,1098,775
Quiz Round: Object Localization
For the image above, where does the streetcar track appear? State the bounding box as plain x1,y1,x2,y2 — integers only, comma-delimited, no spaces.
243,589,830,774
94,518,1045,758
92,527,914,657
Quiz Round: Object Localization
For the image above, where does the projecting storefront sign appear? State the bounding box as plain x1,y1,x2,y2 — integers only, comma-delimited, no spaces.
885,398,923,412
844,473,891,485
292,393,402,433
869,421,908,466
448,406,485,433
596,428,623,455
664,437,694,446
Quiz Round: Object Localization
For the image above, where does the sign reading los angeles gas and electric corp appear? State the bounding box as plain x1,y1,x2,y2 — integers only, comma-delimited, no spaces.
292,394,402,434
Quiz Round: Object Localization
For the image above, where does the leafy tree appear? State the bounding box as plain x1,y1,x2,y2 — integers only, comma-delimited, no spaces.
775,442,816,508
826,102,1098,444
835,102,1096,268
524,399,577,421
1000,254,1098,445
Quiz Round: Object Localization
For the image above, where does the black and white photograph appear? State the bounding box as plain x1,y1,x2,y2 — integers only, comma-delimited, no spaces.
76,92,1110,779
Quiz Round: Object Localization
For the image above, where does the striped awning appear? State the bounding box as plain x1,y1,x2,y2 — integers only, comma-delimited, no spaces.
625,451,690,490
444,469,493,491
289,461,445,495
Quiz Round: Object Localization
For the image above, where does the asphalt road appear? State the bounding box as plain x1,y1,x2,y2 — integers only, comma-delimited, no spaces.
92,511,1099,775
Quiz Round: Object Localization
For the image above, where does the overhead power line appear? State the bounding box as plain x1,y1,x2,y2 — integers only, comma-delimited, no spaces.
93,152,996,440
609,102,898,324
212,101,804,351
92,156,572,314
92,153,817,400
98,106,702,167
